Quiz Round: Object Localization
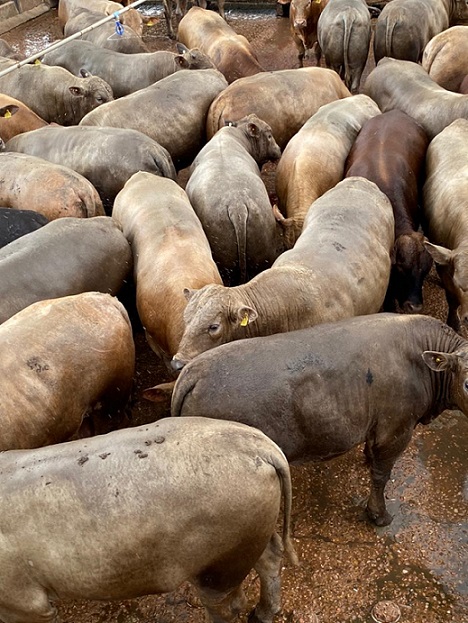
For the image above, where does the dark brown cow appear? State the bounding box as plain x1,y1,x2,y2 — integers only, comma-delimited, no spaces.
177,6,265,83
345,110,432,313
290,0,328,67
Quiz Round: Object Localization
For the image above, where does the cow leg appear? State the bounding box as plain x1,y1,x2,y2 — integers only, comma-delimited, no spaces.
248,533,284,623
365,430,413,527
445,290,461,333
196,583,247,623
297,51,305,68
0,589,58,623
161,0,175,39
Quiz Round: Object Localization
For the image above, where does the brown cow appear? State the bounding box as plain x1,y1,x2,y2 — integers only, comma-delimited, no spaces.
422,25,468,92
345,110,432,313
275,94,380,247
0,291,135,450
207,67,351,149
423,119,468,331
290,0,328,67
0,95,48,142
172,177,394,369
177,6,265,83
317,0,371,94
58,0,144,35
0,153,104,220
374,0,468,64
112,172,222,364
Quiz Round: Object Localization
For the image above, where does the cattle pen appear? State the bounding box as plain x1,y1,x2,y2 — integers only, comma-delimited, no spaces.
1,3,467,623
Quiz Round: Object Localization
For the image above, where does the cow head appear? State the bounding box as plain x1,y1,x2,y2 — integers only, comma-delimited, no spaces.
422,346,468,414
171,284,258,370
391,232,433,313
174,43,216,70
237,114,282,166
67,76,113,124
425,242,468,330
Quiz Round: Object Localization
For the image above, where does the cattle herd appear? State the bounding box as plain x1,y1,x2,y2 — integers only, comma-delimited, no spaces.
1,0,468,620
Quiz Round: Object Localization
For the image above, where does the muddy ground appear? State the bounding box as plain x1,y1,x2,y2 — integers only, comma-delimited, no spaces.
2,6,468,623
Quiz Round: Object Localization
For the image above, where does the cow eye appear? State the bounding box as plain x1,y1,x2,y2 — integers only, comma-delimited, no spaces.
96,95,103,103
208,323,220,335
464,380,468,393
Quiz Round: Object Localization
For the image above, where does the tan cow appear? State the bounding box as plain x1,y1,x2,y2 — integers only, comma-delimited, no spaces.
290,0,328,67
177,6,265,83
207,66,351,149
112,173,222,363
422,25,468,92
423,119,468,331
275,94,381,246
0,153,104,220
172,177,394,369
0,95,48,142
374,0,468,64
364,57,468,139
0,292,135,450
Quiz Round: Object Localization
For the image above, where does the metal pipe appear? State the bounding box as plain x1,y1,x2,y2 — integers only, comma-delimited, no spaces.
0,0,149,79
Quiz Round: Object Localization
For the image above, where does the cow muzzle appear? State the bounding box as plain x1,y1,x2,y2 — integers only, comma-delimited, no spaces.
171,357,186,372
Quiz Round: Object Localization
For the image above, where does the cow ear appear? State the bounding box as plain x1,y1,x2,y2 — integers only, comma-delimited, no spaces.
183,287,196,302
236,305,258,327
69,86,84,97
176,42,189,54
174,54,188,68
424,241,452,265
247,121,259,137
142,381,176,402
80,68,92,78
0,105,19,119
422,351,455,372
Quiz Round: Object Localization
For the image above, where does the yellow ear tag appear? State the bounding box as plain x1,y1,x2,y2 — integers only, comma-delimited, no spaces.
314,0,321,4
435,357,441,363
34,58,41,65
146,19,154,26
4,110,11,119
240,313,249,327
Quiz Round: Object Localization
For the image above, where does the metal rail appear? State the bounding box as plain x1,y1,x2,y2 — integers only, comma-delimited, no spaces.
0,0,149,78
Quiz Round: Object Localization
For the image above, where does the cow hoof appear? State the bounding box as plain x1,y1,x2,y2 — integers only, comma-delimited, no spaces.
367,507,393,527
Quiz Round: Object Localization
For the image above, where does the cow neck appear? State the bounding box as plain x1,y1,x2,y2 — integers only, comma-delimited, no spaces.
233,267,307,339
430,324,466,412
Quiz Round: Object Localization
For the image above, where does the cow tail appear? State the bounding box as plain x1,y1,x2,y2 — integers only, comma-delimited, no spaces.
385,17,396,59
269,450,299,566
343,12,354,92
227,204,248,283
170,369,197,417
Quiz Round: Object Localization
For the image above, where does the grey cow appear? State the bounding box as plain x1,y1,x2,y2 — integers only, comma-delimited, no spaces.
43,41,215,99
168,313,468,526
0,417,296,623
80,68,228,170
0,216,132,324
186,114,282,285
0,57,113,125
5,126,176,203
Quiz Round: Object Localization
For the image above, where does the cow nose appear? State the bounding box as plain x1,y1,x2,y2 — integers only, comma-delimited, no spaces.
294,18,307,29
403,301,423,314
171,358,185,372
